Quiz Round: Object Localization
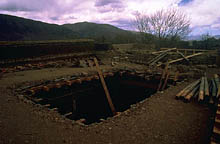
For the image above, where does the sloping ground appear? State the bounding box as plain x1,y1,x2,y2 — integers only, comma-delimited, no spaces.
0,66,213,144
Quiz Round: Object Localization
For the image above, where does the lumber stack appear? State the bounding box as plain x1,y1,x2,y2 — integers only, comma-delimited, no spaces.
176,74,220,104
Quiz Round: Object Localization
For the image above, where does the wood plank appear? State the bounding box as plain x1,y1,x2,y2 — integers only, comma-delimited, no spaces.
151,48,177,55
94,58,116,116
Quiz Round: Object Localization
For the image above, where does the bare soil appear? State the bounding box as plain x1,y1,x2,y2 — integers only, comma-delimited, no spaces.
0,63,215,144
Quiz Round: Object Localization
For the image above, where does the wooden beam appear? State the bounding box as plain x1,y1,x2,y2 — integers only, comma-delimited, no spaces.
151,48,177,55
176,51,189,62
93,58,116,116
157,52,203,66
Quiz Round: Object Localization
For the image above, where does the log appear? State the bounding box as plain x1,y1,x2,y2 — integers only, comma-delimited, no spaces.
214,74,220,98
149,52,168,66
209,81,214,104
64,112,72,117
204,76,209,97
94,58,116,116
181,79,201,97
151,48,177,55
157,52,203,66
176,79,200,99
161,71,170,91
217,84,220,98
212,79,217,97
176,51,189,62
157,62,169,91
184,82,200,101
198,77,205,101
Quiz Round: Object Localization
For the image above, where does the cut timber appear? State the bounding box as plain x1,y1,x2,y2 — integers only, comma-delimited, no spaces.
149,52,168,66
216,117,220,123
213,126,220,135
204,77,209,97
94,58,116,116
64,112,72,117
157,52,203,66
182,79,200,97
176,51,189,62
157,62,169,91
198,77,205,101
176,79,200,99
151,48,177,55
217,110,220,115
212,79,217,97
184,84,200,102
217,84,220,98
214,74,220,98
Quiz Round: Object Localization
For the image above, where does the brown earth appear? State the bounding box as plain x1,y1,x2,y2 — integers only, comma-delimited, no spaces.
0,64,216,144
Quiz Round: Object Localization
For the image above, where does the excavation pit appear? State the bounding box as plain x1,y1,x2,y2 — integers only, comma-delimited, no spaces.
28,72,170,125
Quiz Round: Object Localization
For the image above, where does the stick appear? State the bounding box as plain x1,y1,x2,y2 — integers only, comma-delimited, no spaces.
161,71,170,91
151,48,177,55
94,58,116,115
157,52,203,66
157,62,169,91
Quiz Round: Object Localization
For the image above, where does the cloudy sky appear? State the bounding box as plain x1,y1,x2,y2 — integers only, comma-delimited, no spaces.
0,0,220,36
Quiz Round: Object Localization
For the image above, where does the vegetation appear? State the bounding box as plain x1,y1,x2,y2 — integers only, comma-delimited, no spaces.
134,8,191,48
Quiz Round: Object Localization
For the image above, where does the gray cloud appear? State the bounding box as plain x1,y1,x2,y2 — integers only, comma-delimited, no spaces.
95,0,125,13
110,18,132,30
95,0,120,7
0,0,56,12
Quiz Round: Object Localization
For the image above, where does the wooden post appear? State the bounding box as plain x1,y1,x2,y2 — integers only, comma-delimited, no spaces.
93,58,116,116
157,62,169,91
173,71,179,85
161,71,170,91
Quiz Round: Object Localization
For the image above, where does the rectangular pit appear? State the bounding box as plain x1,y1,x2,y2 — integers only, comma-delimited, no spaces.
27,72,171,125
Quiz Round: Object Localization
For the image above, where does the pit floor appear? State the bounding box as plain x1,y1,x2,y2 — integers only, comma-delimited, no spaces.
0,64,214,144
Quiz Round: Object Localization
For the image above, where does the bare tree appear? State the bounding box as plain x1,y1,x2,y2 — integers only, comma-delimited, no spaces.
134,8,191,41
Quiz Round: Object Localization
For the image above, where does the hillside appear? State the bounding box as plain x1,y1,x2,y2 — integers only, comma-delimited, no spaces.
0,14,139,43
63,22,138,43
0,14,79,41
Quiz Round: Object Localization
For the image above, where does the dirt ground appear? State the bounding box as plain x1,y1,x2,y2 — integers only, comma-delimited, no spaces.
0,61,215,144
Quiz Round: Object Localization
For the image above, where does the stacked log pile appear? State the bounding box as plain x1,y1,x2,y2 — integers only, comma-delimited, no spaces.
176,74,220,104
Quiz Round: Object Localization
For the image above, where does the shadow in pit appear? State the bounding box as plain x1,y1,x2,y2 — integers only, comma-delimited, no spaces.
34,72,170,125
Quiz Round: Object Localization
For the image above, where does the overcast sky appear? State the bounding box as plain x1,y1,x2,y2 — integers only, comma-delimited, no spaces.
0,0,220,36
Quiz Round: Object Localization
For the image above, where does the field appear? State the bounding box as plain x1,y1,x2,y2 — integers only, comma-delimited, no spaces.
0,41,219,144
